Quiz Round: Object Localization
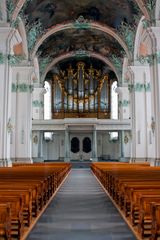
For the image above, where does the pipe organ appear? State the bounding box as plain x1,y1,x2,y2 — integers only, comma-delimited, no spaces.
51,62,111,119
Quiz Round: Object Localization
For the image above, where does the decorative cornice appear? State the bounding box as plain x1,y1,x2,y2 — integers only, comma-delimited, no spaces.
8,54,26,65
32,100,44,108
12,83,34,93
137,54,154,64
137,52,160,65
118,100,130,107
128,83,151,92
0,52,5,64
0,52,26,65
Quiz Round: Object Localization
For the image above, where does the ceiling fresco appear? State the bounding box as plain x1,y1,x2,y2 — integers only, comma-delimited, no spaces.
38,29,124,59
25,0,138,29
20,0,140,81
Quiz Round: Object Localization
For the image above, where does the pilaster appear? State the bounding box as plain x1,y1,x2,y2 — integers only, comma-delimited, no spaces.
129,64,155,163
32,85,46,120
11,65,34,163
64,127,70,162
0,26,18,166
92,127,98,162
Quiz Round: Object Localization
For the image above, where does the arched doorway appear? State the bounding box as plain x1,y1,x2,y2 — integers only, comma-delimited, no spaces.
70,134,92,161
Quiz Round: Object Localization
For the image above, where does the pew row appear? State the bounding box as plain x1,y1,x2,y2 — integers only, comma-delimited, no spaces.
0,162,71,239
91,162,160,240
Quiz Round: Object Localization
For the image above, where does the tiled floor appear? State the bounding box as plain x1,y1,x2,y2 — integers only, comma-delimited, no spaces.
27,169,136,240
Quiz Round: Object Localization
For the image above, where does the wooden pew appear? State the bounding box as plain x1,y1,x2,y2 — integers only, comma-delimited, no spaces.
91,162,160,239
0,203,11,240
0,163,70,239
0,195,24,239
151,203,160,240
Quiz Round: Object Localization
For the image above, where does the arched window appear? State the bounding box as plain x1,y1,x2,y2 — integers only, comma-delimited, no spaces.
44,81,51,120
111,81,118,120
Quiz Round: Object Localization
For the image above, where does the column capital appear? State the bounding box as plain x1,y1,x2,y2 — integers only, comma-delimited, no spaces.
33,87,46,95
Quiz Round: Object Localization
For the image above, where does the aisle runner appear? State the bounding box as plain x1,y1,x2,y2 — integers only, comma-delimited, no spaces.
27,169,136,240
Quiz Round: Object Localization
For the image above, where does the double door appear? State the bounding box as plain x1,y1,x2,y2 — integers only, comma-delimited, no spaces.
70,134,92,160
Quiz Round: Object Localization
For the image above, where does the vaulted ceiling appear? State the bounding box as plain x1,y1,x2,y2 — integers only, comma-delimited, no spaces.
14,0,146,80
25,0,137,28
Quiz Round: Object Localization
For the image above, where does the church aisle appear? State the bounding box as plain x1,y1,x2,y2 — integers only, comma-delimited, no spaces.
27,169,136,240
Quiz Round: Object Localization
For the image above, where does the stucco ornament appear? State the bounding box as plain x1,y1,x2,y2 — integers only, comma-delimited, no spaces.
73,16,91,29
7,0,14,21
39,56,52,75
27,20,45,51
7,118,14,133
33,135,38,144
151,117,155,134
124,135,129,144
118,22,135,52
0,52,5,64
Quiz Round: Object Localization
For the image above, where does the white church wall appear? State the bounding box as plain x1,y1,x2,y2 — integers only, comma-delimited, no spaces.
99,133,119,160
123,131,131,159
42,132,120,161
43,133,64,161
32,131,39,158
0,27,21,165
134,67,147,159
10,66,34,162
32,87,45,120
121,87,130,120
129,16,157,163
10,69,18,159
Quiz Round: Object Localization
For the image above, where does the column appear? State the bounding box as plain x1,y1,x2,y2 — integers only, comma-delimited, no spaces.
0,26,18,166
64,128,70,162
119,131,126,162
150,27,160,165
92,128,98,162
11,65,34,163
38,131,44,161
129,65,152,163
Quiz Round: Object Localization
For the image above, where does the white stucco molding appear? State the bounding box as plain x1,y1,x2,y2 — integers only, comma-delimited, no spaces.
32,119,132,131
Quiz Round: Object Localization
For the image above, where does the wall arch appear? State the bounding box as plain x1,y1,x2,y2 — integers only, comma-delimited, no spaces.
12,0,26,22
134,16,153,62
31,21,131,60
134,0,150,20
41,51,119,82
